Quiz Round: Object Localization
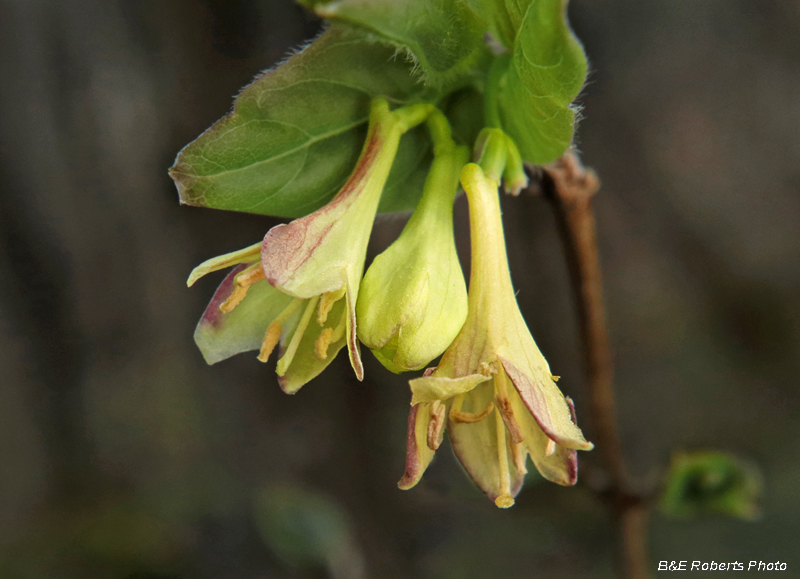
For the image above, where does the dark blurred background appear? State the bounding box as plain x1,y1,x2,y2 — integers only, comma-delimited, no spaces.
1,2,798,578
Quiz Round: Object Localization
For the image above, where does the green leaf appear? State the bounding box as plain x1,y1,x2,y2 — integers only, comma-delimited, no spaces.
170,25,441,219
466,0,530,49
659,451,763,521
495,0,587,164
254,483,363,576
299,0,491,89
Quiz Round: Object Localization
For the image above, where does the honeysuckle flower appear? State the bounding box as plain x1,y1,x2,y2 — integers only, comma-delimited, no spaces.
398,163,593,508
188,243,350,392
189,98,432,393
356,111,469,373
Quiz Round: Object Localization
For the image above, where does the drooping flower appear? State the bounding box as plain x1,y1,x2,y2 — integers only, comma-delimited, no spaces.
189,98,432,393
398,162,593,508
187,242,348,393
356,110,469,373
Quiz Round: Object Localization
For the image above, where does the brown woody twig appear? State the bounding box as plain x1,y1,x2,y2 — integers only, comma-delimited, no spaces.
533,150,651,579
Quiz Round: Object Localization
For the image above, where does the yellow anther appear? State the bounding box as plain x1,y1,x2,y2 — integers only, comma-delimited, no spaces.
317,288,345,325
450,402,494,424
426,401,446,451
544,438,557,457
551,375,560,382
478,362,494,377
220,284,249,313
257,297,304,363
258,321,282,363
236,265,266,287
314,328,334,360
219,263,266,313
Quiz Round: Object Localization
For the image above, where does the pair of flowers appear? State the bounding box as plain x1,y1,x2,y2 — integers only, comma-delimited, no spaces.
189,99,592,507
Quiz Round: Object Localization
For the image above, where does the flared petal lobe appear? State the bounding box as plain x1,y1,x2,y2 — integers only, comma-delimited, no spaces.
193,264,295,365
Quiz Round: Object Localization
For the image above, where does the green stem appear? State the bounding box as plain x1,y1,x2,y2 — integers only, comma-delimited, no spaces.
484,54,510,129
476,128,508,183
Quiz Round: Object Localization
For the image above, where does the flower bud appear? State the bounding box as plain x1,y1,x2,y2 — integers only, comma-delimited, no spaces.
357,123,469,373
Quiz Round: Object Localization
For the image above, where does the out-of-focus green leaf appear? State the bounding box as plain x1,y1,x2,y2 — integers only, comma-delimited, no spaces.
170,25,441,219
495,0,587,164
659,451,763,520
254,484,364,579
298,0,491,89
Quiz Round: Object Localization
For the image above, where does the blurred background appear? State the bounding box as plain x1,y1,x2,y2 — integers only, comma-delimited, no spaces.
1,1,798,577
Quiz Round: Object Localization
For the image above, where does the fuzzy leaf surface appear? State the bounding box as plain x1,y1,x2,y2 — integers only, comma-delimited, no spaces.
299,0,490,89
495,0,587,163
170,25,439,218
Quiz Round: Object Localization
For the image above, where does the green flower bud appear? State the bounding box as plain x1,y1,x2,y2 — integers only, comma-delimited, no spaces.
357,112,469,373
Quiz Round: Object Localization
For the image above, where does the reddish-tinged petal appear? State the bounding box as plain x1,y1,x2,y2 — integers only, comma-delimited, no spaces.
398,403,436,490
344,280,364,381
448,381,525,505
194,266,295,365
509,385,578,486
261,217,341,294
499,356,592,451
409,373,490,405
200,264,246,329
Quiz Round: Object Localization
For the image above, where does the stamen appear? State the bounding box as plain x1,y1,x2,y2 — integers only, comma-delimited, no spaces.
494,410,515,509
317,288,345,325
258,321,283,362
236,264,266,287
551,375,561,382
220,284,249,313
277,295,320,375
496,398,524,444
545,438,557,457
313,308,348,360
219,263,266,313
450,402,494,424
426,401,446,450
510,438,527,474
256,298,304,363
493,371,524,443
478,361,494,377
314,328,334,360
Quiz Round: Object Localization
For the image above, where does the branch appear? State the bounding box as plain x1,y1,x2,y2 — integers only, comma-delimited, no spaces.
532,150,651,579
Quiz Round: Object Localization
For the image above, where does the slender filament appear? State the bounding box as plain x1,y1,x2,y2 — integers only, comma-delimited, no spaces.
277,296,320,375
494,410,515,508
